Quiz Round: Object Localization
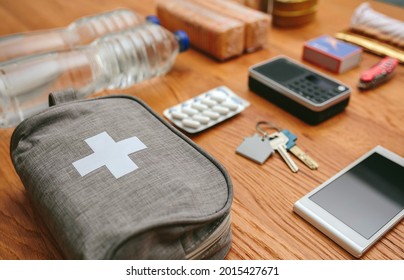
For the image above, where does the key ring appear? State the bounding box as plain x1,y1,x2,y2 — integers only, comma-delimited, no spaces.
256,121,281,139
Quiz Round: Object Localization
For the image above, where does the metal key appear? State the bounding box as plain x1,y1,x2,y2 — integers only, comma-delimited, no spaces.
269,132,299,173
282,129,319,170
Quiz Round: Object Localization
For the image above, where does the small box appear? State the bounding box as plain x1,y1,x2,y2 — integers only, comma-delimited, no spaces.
303,35,362,74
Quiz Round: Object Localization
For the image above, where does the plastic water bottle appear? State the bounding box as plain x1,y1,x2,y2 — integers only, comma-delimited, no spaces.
0,9,160,62
0,23,189,127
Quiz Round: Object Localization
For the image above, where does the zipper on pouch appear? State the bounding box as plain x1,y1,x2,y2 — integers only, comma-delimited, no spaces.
186,213,231,260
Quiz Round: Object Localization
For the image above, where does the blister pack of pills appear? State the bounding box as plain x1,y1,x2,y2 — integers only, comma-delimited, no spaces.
163,86,250,133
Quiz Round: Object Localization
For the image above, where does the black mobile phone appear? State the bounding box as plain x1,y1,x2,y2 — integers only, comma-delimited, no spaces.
248,56,351,125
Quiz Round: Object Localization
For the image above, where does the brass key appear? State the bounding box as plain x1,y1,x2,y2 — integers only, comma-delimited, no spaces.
290,145,319,170
282,129,319,170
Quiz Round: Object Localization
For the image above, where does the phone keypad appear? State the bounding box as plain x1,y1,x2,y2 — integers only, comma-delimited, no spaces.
286,77,347,104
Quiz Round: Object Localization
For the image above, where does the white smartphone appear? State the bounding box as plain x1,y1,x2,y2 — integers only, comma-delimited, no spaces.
294,146,404,258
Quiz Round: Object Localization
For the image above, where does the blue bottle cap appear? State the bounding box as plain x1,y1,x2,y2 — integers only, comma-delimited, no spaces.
145,15,160,25
174,30,190,52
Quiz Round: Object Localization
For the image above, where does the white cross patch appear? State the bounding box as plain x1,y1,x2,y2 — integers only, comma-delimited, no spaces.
72,132,147,179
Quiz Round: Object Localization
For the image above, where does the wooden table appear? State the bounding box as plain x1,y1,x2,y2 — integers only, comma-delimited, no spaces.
0,0,403,260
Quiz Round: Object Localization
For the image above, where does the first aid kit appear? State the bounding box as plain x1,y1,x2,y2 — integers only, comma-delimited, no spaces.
10,89,233,259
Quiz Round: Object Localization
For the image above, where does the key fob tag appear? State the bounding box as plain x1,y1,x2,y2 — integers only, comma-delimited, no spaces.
236,134,274,164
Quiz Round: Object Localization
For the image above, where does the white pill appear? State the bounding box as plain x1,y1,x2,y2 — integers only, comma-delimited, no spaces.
182,107,198,116
182,119,200,128
212,105,230,115
202,110,220,120
210,91,227,102
201,98,217,107
170,111,188,120
192,114,210,124
191,102,208,111
221,101,239,111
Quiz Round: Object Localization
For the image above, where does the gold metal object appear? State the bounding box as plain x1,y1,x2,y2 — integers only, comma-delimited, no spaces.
272,0,317,27
335,30,404,64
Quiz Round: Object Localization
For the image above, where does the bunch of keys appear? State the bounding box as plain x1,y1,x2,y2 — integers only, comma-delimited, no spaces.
236,121,319,172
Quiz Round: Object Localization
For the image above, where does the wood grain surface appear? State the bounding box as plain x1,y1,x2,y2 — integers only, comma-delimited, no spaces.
0,0,403,260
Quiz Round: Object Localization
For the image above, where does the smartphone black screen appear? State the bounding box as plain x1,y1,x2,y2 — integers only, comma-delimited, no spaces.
309,153,404,239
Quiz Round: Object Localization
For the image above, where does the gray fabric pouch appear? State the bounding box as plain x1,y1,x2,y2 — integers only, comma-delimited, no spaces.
10,90,233,259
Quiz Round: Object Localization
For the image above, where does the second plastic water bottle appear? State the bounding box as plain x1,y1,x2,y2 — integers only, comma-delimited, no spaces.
0,9,160,62
0,23,189,127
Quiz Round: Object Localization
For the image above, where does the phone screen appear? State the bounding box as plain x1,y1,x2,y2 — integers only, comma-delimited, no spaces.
252,57,339,90
309,153,404,239
253,58,305,82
